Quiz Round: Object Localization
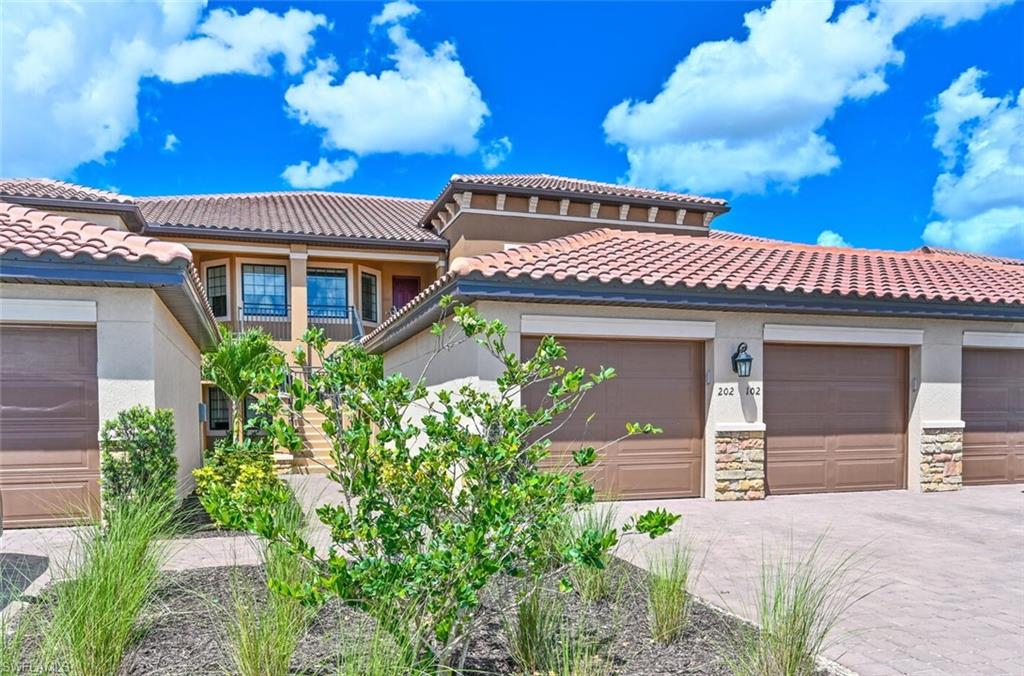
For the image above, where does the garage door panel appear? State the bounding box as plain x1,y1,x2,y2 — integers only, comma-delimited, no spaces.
523,337,703,499
765,344,907,495
1,326,100,528
962,349,1023,485
833,458,903,491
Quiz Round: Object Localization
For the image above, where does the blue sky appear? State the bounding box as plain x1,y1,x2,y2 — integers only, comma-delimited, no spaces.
2,1,1022,255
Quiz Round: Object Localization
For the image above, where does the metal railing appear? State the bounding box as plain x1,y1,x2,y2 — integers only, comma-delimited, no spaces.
308,304,364,342
238,303,291,340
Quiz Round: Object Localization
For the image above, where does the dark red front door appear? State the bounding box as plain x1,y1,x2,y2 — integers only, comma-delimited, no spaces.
392,276,421,311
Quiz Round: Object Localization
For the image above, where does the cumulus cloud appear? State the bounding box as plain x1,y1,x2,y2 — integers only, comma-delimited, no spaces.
480,136,512,169
281,157,359,188
603,0,1010,195
371,0,420,27
156,8,327,83
284,3,489,157
163,133,181,152
921,69,1023,257
817,230,851,247
1,2,325,177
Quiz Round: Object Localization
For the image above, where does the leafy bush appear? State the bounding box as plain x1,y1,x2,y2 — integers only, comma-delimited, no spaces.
99,406,177,515
40,487,177,676
732,537,873,676
647,541,696,644
202,326,284,444
237,300,679,666
193,438,282,530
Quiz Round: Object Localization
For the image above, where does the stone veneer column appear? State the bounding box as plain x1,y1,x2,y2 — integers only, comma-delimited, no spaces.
919,426,964,492
714,430,765,500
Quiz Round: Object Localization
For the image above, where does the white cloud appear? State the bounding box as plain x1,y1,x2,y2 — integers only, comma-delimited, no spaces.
480,136,512,169
284,4,489,157
1,2,325,178
156,8,327,84
817,229,851,247
921,69,1023,257
163,133,180,152
603,0,1010,195
281,157,359,188
371,0,420,27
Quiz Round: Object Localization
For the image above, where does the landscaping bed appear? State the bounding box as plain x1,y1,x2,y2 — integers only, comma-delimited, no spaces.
120,558,745,675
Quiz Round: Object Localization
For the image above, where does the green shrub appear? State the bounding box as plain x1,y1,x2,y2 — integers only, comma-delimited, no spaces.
99,406,177,515
41,487,177,676
237,304,679,667
193,438,281,530
731,537,872,676
569,504,619,604
647,541,696,644
502,588,564,673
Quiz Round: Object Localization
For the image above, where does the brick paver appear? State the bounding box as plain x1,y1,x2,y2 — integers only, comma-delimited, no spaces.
613,485,1024,676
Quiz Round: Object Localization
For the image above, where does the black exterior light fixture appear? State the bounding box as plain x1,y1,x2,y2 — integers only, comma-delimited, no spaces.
731,342,753,378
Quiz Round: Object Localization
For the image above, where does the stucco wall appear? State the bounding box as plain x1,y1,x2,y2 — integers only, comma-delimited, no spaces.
0,283,204,495
382,299,1022,499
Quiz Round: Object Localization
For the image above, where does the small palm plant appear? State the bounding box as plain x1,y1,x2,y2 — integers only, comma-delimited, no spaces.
202,326,283,443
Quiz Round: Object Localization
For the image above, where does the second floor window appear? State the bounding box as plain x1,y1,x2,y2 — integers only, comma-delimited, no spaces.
242,264,287,316
361,271,379,323
308,268,349,317
205,264,228,318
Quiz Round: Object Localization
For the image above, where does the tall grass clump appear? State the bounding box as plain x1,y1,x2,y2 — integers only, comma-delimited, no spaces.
335,613,425,676
0,612,33,675
647,540,696,644
502,588,563,673
732,536,874,676
41,487,177,676
223,485,315,676
569,504,618,603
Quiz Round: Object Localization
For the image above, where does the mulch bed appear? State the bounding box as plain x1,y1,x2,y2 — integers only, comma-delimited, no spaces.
120,559,748,675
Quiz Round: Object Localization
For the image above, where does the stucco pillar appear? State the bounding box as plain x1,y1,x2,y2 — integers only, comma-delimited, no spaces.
707,316,765,500
289,246,308,344
911,327,965,492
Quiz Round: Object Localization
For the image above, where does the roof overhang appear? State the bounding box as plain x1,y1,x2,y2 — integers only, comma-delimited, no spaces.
2,196,147,232
145,224,449,251
0,253,220,349
419,179,732,228
363,275,1024,354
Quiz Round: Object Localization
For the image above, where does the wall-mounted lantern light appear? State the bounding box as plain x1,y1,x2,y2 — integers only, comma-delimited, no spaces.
731,342,753,378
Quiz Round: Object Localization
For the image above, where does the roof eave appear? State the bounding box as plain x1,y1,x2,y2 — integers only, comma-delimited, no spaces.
419,180,731,228
145,224,450,251
1,196,146,232
364,275,1024,354
0,254,220,350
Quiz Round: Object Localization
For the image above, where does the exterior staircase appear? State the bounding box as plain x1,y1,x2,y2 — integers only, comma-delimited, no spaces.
291,408,336,474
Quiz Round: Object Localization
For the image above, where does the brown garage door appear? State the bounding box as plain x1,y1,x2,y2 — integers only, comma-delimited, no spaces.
0,325,100,528
521,337,704,499
962,349,1024,485
765,344,907,495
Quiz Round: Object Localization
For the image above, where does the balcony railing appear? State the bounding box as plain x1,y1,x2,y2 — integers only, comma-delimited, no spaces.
308,304,364,342
238,303,291,340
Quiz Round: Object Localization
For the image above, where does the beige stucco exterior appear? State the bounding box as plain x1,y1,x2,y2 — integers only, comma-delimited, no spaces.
382,299,1023,500
0,283,204,494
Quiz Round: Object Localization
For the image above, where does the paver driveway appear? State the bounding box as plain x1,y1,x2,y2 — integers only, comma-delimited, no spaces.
614,485,1024,676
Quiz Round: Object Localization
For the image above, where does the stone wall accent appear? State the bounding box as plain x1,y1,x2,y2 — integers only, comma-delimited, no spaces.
920,427,963,492
715,431,765,501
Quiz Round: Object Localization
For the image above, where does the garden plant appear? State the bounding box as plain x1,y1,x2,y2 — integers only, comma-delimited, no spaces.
230,298,680,668
98,405,178,518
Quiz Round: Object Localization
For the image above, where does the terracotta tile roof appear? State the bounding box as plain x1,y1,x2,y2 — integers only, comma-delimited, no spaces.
914,245,1023,266
445,174,729,207
0,201,190,264
708,230,780,243
0,178,134,205
363,228,1024,347
138,191,445,247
